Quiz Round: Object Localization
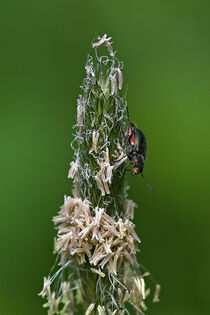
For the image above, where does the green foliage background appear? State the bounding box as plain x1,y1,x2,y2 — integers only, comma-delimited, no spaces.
1,1,210,314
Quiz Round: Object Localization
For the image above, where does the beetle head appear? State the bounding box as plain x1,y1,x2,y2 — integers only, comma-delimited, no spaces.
132,166,141,176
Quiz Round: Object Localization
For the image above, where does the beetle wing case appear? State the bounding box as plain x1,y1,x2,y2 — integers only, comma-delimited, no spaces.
134,127,146,159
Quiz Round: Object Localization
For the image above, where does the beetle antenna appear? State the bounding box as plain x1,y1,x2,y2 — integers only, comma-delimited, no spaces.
141,173,153,191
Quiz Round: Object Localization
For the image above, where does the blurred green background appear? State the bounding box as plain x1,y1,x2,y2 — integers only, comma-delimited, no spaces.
1,0,210,314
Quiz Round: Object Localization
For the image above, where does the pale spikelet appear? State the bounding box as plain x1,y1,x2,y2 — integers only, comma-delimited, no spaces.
95,148,113,196
77,95,85,127
85,303,95,315
43,291,61,315
117,68,123,90
103,147,113,184
125,272,153,312
61,282,71,304
117,288,123,306
90,268,105,278
40,279,76,315
97,305,106,315
134,277,146,300
94,207,104,227
140,301,148,312
89,130,100,154
110,73,118,95
122,290,130,305
85,64,95,78
112,144,127,171
153,284,161,303
54,196,140,274
39,277,51,298
68,161,78,179
95,173,107,196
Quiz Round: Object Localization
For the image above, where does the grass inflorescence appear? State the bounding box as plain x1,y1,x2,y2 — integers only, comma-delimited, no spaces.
39,34,160,315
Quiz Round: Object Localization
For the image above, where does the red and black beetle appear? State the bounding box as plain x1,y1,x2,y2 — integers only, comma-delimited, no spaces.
126,122,152,190
127,122,146,176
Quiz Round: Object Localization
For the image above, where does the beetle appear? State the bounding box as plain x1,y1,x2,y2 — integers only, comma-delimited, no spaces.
127,122,146,175
126,122,152,190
